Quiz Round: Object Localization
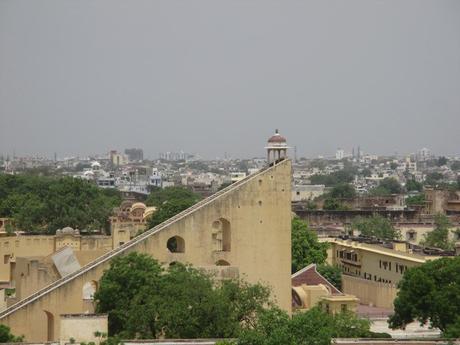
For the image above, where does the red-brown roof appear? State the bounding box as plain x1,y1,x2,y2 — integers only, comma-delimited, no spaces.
267,130,286,143
291,264,342,295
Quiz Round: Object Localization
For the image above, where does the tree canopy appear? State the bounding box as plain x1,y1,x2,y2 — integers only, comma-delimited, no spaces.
0,325,23,343
291,217,342,289
437,156,448,167
420,214,455,250
405,194,425,206
146,187,201,228
145,186,200,208
389,256,460,336
291,217,329,273
406,179,423,192
451,161,460,171
316,264,342,290
0,174,121,233
224,307,376,345
309,168,356,187
323,198,342,210
329,183,356,199
350,215,401,240
424,172,444,186
95,252,271,339
370,178,403,196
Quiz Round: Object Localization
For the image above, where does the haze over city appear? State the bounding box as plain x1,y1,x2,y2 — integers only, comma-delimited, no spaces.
2,1,460,344
1,0,459,159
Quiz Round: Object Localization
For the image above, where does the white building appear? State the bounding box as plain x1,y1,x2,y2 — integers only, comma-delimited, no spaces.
335,148,345,160
149,168,162,188
418,148,431,161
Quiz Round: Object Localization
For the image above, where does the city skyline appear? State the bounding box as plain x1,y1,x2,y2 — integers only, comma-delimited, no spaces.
0,144,454,161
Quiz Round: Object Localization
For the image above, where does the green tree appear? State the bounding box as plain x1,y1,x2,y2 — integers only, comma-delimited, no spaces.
309,168,356,187
389,256,460,335
95,252,271,339
146,187,200,228
329,183,356,199
406,179,423,192
0,324,23,343
351,215,401,240
370,178,403,196
317,264,342,290
305,200,317,210
147,199,198,228
233,307,373,345
145,187,201,229
437,156,448,167
405,194,425,206
443,317,460,338
420,214,454,250
424,172,444,186
451,161,460,171
323,198,349,211
291,217,329,273
0,175,121,233
310,174,337,187
146,186,200,208
330,310,372,338
360,168,372,177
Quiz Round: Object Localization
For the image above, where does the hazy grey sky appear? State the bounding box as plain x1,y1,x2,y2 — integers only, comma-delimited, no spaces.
1,0,459,159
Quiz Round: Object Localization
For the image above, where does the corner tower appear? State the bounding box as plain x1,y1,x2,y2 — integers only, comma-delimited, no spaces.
265,129,289,164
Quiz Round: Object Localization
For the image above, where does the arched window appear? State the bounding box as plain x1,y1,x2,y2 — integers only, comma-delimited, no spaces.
82,280,98,300
212,218,231,252
167,236,185,253
215,260,231,266
44,310,54,341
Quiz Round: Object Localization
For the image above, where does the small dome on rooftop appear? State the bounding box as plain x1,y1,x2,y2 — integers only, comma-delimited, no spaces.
267,129,287,143
57,227,79,235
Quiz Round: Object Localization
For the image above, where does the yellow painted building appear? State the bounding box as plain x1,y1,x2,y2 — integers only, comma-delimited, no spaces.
0,199,156,286
0,228,128,284
325,238,449,308
0,159,292,342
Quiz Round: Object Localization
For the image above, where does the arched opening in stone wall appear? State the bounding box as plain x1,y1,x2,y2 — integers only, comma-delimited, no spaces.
82,280,98,300
215,260,231,266
167,236,185,253
43,310,54,341
212,218,231,252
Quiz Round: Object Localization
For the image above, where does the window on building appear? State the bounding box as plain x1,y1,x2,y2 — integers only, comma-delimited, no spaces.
341,304,348,312
167,236,185,253
407,231,416,241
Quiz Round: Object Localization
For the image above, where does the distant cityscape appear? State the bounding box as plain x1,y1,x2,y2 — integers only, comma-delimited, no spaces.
1,145,459,199
0,130,460,344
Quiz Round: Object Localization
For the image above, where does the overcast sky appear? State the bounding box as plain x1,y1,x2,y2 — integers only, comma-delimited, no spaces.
1,0,459,159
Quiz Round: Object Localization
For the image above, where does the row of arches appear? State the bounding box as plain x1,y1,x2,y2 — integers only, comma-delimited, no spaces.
166,218,232,254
